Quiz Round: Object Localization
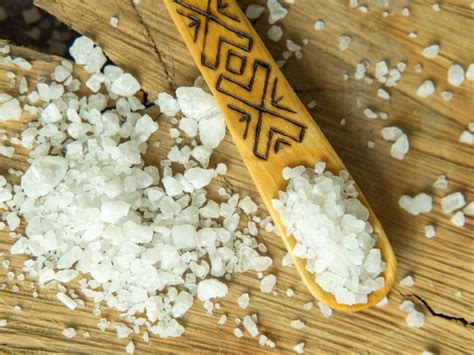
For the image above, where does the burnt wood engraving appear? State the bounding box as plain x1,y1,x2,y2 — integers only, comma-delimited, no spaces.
174,0,306,161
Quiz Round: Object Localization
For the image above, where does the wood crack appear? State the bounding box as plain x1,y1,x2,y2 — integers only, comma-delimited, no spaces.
130,0,175,92
399,291,473,327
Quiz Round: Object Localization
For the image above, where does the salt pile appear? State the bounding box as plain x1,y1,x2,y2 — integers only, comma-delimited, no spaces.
0,36,274,339
272,163,385,305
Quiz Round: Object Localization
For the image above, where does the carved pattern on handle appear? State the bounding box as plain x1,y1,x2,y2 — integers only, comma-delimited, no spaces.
174,0,306,161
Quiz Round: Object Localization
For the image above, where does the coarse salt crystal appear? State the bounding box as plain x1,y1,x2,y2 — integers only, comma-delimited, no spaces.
314,20,325,30
318,302,332,317
466,64,474,81
110,16,119,28
399,193,432,215
57,292,77,310
197,279,228,301
448,64,465,86
433,175,448,189
339,35,352,51
260,274,276,293
391,134,409,160
377,88,390,100
422,44,440,59
450,211,465,227
62,328,77,338
125,340,135,354
376,297,388,307
400,275,414,287
294,342,305,354
463,202,474,216
363,108,378,119
459,131,474,144
424,225,436,239
440,90,453,101
111,73,141,97
401,7,410,16
440,192,465,213
238,293,250,309
267,0,288,24
375,61,389,79
246,4,265,19
267,25,283,42
406,310,425,328
416,80,435,98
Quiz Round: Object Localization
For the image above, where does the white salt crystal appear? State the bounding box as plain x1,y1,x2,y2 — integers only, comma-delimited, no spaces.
179,117,198,137
290,319,305,329
433,175,448,189
377,88,390,100
440,90,453,101
21,156,67,198
62,328,77,338
363,108,378,119
399,300,414,313
125,341,135,354
260,274,276,293
111,73,141,97
375,61,389,79
239,196,258,214
416,80,435,98
70,36,106,73
463,202,474,216
237,293,250,309
246,4,265,19
406,310,425,328
198,115,226,148
459,131,474,144
448,64,465,86
400,275,414,287
294,342,305,354
0,319,7,327
233,328,243,338
286,288,295,297
304,302,313,310
0,98,22,122
340,118,347,126
172,291,194,318
184,167,214,189
401,7,410,16
218,314,227,324
450,211,465,227
155,92,180,116
267,0,288,24
307,100,316,109
57,292,77,310
354,62,366,80
123,220,153,243
381,126,403,141
440,192,466,213
314,20,325,30
422,44,440,59
100,201,130,223
424,225,436,239
339,35,352,51
110,16,119,28
242,315,259,337
267,25,283,42
0,146,14,158
390,134,409,160
399,193,432,215
432,3,441,11
318,302,332,317
358,5,368,13
409,32,417,38
197,279,228,301
114,324,133,338
171,224,197,250
466,64,474,81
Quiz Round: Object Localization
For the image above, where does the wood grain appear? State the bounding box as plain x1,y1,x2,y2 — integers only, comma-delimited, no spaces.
1,0,473,353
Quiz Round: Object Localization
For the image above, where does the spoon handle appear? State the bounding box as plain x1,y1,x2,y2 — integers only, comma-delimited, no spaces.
164,0,396,311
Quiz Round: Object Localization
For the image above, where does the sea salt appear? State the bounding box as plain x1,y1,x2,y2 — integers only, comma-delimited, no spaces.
57,292,77,310
260,274,276,293
399,193,433,215
314,20,325,30
246,4,265,19
391,134,409,160
400,275,414,287
242,315,259,337
339,35,352,51
433,175,448,189
466,64,474,81
448,64,465,86
375,61,389,79
463,202,474,216
422,44,440,59
318,302,332,317
376,296,388,307
424,225,436,239
416,80,435,98
267,25,283,42
238,293,250,309
450,211,465,227
294,342,305,354
440,192,466,213
273,164,385,305
290,319,305,329
440,90,453,101
267,0,288,24
62,328,77,339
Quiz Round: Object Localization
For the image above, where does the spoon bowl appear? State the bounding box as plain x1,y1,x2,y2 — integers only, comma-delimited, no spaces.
164,0,397,311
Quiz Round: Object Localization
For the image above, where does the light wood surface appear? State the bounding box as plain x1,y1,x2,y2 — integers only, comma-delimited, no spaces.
162,0,396,312
1,0,473,353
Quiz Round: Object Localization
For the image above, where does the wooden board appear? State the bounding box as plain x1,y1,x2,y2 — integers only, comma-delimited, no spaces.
1,0,473,353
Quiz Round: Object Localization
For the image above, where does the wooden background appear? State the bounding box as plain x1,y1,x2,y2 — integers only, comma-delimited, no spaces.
1,0,473,353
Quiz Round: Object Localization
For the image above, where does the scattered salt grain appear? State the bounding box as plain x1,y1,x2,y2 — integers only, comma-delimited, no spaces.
318,302,332,317
314,20,325,30
416,80,435,98
0,319,7,327
197,279,228,301
243,315,259,337
400,300,414,313
267,25,283,42
286,288,295,297
377,88,390,100
267,0,288,24
432,3,441,11
218,314,227,325
433,175,448,189
415,63,423,73
440,90,453,101
246,4,265,19
340,118,347,126
363,108,378,119
463,202,474,216
0,97,22,122
238,293,250,309
459,131,474,144
409,32,418,38
125,340,135,354
307,100,316,109
111,73,141,97
294,342,305,354
304,302,313,310
367,140,375,149
391,134,409,160
399,193,432,215
358,5,368,13
422,44,440,59
440,192,466,213
400,275,414,287
233,328,243,338
0,146,14,158
450,211,465,227
381,126,403,141
339,35,352,51
110,16,119,28
290,319,305,329
448,64,465,87
466,64,474,81
62,328,77,339
260,274,276,294
406,310,425,328
375,61,389,79
424,225,436,239
57,292,77,310
401,7,410,16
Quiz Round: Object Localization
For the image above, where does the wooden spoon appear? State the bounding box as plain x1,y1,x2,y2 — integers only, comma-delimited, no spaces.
164,0,396,311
